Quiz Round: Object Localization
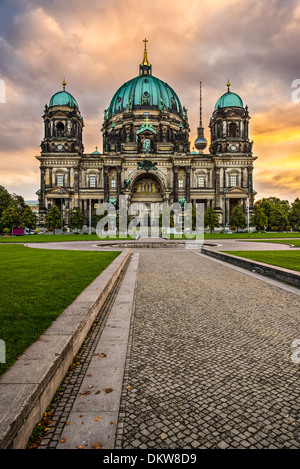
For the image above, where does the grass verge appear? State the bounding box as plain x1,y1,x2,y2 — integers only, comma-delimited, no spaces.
0,233,135,243
223,250,300,273
0,244,120,376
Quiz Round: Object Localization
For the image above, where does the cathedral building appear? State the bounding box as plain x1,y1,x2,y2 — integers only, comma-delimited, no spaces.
36,40,257,228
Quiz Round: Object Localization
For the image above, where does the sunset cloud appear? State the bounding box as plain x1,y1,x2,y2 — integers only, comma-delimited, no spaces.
0,0,299,202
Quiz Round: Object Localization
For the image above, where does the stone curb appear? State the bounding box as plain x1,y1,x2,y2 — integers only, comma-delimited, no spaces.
201,248,300,288
0,249,132,449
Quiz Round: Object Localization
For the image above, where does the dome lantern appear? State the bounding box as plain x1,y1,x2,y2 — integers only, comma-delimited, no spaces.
139,38,152,76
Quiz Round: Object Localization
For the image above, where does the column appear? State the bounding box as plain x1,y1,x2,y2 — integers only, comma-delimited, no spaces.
247,167,254,209
116,166,122,206
40,166,46,211
185,166,191,203
173,165,178,203
74,167,79,207
104,166,110,203
226,198,230,225
214,167,221,210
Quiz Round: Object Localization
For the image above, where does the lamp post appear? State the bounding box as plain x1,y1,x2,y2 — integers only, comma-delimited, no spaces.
247,197,250,232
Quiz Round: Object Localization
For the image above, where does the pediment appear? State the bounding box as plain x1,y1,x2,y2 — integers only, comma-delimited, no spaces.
46,186,72,195
227,186,249,195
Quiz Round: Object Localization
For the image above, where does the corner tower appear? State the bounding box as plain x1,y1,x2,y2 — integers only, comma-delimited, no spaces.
41,80,84,155
209,81,252,156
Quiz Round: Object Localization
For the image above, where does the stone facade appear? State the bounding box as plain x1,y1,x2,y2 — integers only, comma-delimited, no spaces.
36,46,257,228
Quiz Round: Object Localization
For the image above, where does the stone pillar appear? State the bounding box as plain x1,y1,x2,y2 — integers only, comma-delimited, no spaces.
104,166,110,203
185,166,191,203
226,198,230,225
215,167,221,210
74,167,79,207
173,165,178,203
40,166,46,211
247,167,254,209
116,166,122,206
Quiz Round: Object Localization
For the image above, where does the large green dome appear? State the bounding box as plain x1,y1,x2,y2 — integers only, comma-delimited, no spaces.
108,75,183,118
214,84,243,110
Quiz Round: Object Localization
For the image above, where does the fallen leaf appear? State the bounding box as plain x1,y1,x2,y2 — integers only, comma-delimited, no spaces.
60,438,67,443
66,422,72,425
89,385,93,389
78,445,84,449
95,390,101,395
100,353,107,358
94,416,102,421
104,388,113,394
87,374,93,377
92,443,103,449
110,421,114,425
80,390,91,397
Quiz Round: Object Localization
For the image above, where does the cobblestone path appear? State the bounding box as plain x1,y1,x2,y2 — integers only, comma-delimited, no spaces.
116,250,300,449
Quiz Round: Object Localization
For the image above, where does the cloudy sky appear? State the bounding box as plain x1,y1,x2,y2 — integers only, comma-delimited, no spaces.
0,0,299,202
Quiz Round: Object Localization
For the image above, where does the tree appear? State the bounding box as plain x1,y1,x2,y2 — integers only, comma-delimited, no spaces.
204,207,220,233
269,205,288,231
229,205,246,231
68,207,84,231
45,206,62,234
0,185,12,219
11,193,26,216
0,206,20,231
20,206,37,230
251,205,267,231
289,198,300,229
255,197,290,230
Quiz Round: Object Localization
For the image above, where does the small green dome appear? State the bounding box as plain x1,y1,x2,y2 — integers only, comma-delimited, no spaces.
49,82,78,108
108,75,183,118
92,146,100,155
214,90,243,110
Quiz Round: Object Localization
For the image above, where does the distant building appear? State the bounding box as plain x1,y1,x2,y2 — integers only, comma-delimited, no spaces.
26,200,39,215
36,40,257,227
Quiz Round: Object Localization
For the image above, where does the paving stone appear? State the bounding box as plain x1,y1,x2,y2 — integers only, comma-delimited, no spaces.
116,251,300,449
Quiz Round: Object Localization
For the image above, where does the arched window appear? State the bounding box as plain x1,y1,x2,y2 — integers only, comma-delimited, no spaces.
56,122,65,137
229,123,237,138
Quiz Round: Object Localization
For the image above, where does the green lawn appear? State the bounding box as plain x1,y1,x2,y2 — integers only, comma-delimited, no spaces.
223,250,300,273
0,233,136,243
0,244,120,376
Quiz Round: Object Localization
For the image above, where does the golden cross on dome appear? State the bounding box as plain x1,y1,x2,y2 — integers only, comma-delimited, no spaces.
143,38,148,51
